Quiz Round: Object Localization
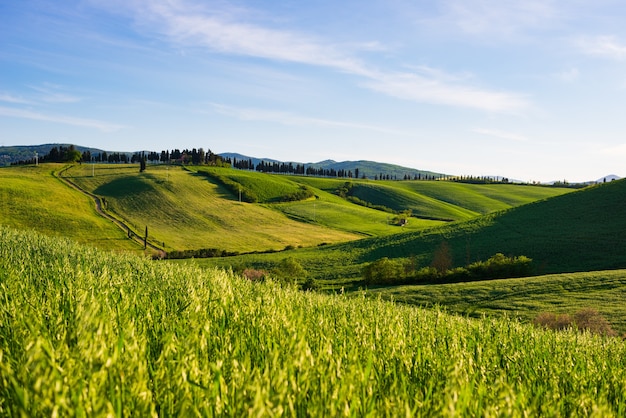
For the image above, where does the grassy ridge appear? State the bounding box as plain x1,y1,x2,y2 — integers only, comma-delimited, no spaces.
0,164,140,252
2,226,626,416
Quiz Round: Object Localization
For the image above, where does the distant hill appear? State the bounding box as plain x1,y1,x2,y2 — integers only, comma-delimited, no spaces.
219,152,445,180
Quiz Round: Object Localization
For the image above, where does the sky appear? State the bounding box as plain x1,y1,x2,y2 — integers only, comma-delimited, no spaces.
2,0,626,182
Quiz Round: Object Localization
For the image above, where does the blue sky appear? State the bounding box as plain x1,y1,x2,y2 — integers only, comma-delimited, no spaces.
2,0,626,182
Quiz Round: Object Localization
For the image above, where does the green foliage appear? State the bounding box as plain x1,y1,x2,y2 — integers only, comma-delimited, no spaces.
2,227,626,416
271,257,307,285
363,253,533,285
280,185,315,202
362,257,405,285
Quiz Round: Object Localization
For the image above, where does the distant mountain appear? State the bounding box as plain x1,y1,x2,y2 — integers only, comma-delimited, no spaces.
219,153,446,180
595,174,621,183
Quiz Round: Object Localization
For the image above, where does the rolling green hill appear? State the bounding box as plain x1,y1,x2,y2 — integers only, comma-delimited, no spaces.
61,164,360,253
2,162,575,263
194,178,626,283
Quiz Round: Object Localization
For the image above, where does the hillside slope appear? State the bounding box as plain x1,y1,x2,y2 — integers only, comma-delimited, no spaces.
63,164,360,252
358,178,626,274
199,178,626,281
0,164,141,252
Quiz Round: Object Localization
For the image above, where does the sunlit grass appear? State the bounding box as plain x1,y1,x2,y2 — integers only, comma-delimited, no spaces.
1,226,625,416
63,164,360,252
0,164,140,252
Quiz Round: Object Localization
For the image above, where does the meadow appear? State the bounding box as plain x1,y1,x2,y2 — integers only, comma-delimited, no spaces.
196,176,626,284
60,164,360,253
2,226,626,416
0,164,139,252
368,269,626,335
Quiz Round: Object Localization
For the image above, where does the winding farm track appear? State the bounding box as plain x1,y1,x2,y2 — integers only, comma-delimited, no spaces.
55,165,166,257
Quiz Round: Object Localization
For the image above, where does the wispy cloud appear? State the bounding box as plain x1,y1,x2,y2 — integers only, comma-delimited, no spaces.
105,0,529,113
0,106,125,132
28,84,82,103
0,93,33,105
364,71,530,113
210,103,407,135
577,35,626,60
472,127,528,142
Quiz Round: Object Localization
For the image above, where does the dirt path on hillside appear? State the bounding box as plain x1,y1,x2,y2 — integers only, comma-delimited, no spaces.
55,165,166,257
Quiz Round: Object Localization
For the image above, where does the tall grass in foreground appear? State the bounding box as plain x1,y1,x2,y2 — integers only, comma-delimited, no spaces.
1,226,625,416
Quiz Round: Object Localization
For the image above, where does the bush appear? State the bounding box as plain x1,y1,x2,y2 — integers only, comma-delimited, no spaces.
466,253,533,279
574,308,617,337
362,257,405,285
363,253,534,286
281,185,315,202
272,257,307,286
533,312,574,331
533,308,617,337
241,268,268,282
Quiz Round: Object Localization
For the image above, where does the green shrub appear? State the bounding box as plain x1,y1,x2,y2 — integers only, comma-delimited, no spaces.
364,253,534,285
362,257,405,285
271,257,307,285
281,185,315,202
467,253,533,279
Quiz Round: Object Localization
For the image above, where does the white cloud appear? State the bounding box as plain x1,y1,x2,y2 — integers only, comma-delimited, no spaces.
364,71,530,113
0,93,33,105
28,84,82,103
102,0,529,113
472,127,528,142
0,106,125,132
577,35,626,60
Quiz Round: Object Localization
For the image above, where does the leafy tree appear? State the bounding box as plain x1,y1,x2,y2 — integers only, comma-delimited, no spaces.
272,257,307,285
362,257,404,285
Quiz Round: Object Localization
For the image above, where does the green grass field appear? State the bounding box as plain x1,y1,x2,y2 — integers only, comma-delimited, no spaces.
193,177,626,284
367,269,626,335
62,164,360,253
0,164,141,252
2,226,626,416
